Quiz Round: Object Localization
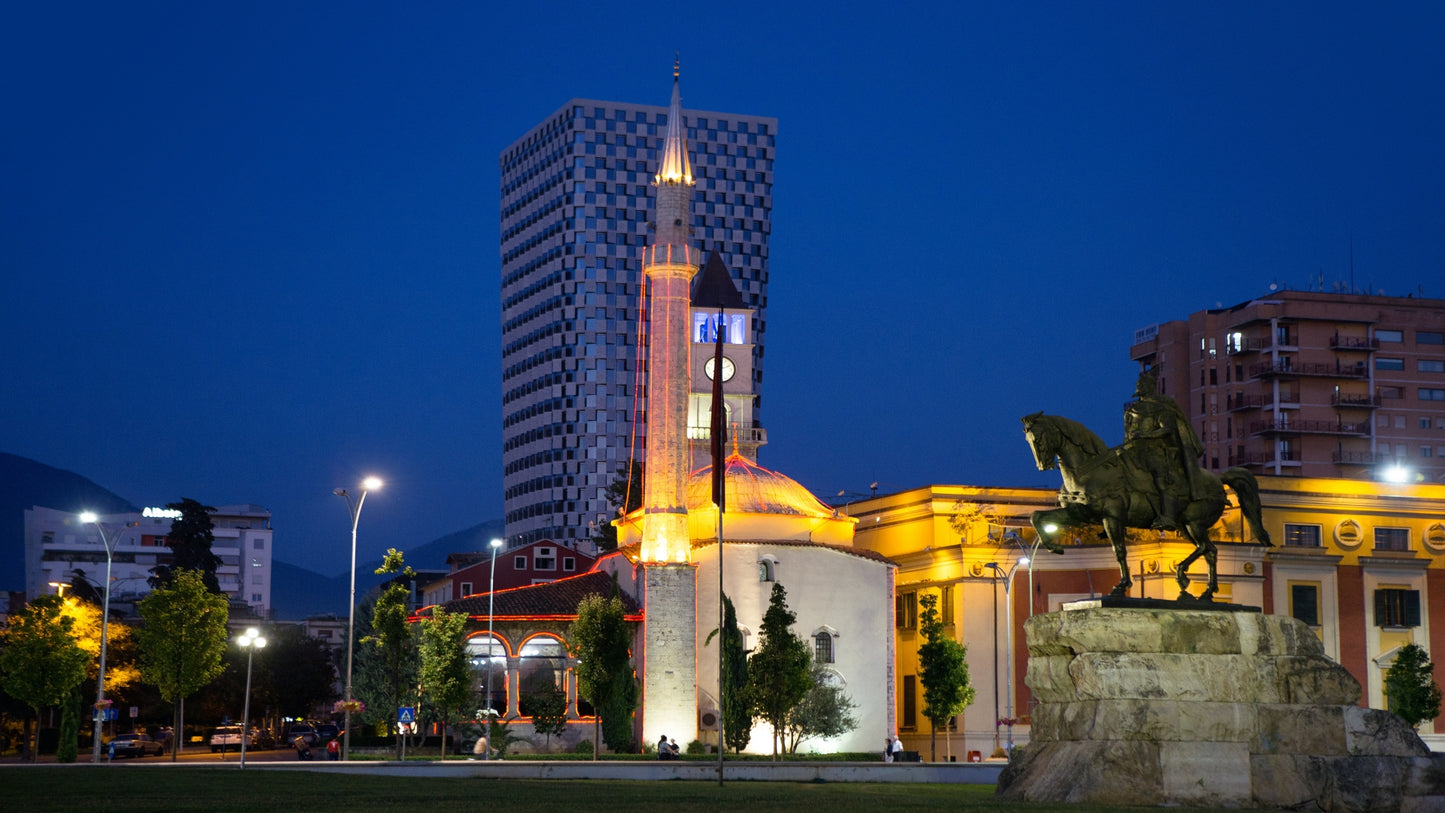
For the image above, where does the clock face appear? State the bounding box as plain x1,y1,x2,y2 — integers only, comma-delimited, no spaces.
704,356,736,382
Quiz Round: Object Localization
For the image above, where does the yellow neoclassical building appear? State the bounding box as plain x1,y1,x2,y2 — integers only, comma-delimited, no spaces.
845,476,1445,758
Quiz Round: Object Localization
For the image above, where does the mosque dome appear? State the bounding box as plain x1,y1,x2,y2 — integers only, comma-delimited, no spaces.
686,453,836,517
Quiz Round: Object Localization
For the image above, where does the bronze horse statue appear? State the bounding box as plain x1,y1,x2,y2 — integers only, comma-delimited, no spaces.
1022,412,1271,601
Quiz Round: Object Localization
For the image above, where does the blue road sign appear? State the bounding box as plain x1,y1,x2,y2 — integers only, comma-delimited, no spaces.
398,707,415,724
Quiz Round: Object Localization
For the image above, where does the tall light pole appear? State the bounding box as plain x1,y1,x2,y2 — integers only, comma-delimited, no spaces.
237,628,266,769
986,557,1026,753
335,475,382,762
79,511,126,764
484,537,503,760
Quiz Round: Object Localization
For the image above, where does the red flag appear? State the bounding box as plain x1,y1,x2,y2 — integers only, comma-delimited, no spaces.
710,308,727,510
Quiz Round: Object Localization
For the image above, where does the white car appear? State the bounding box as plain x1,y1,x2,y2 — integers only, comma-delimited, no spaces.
209,725,253,752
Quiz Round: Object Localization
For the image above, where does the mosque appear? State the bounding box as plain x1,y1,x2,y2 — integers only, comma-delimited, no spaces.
425,66,895,754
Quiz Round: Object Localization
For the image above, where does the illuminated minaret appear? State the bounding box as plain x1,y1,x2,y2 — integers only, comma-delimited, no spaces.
639,58,700,745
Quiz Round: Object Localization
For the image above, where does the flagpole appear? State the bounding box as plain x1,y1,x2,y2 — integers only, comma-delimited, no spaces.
711,306,727,786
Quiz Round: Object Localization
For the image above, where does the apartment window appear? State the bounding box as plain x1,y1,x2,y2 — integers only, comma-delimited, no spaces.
895,591,917,630
1283,524,1322,548
940,585,954,626
1374,589,1421,627
251,593,262,603
1376,329,1403,343
1424,447,1435,458
563,557,575,572
1421,388,1445,402
1419,360,1445,373
1377,358,1405,371
534,547,556,570
1379,386,1403,400
1290,584,1320,626
814,632,834,664
515,556,527,569
1423,418,1433,430
1210,368,1218,385
253,538,265,550
1374,527,1410,552
460,582,472,596
902,675,917,729
1419,331,1444,345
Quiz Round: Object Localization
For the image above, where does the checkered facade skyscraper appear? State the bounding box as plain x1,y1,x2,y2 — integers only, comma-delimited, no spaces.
500,96,776,549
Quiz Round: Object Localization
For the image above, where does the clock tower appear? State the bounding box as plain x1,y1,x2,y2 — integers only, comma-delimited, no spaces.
689,251,766,463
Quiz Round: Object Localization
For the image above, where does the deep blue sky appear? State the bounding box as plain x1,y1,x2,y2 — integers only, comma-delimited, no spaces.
4,2,1442,575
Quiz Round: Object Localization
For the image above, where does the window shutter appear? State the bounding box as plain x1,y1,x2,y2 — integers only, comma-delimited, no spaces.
1406,591,1422,627
1374,590,1388,627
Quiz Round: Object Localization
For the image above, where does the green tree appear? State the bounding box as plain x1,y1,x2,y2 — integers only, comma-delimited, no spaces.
718,594,752,753
591,460,643,552
417,607,471,759
782,662,859,754
746,583,812,760
1385,643,1443,729
148,498,222,592
135,570,229,759
917,591,974,761
570,580,636,756
56,687,80,762
0,595,90,760
526,682,569,752
361,549,419,756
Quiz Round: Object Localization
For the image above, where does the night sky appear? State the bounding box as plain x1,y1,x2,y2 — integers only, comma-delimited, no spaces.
4,2,1442,575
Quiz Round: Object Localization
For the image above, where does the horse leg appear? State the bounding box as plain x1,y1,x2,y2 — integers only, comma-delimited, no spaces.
1178,520,1217,602
1175,547,1200,598
1102,516,1132,597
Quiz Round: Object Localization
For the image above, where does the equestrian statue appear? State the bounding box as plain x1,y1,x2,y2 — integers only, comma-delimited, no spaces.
1022,369,1271,602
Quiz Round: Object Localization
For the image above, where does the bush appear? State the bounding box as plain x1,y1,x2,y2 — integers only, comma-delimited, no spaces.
686,739,707,755
573,739,595,755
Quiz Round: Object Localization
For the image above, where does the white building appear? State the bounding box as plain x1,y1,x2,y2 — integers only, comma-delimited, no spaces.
24,504,274,617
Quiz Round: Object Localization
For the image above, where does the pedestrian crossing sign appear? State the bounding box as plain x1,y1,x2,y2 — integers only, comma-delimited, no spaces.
398,707,415,724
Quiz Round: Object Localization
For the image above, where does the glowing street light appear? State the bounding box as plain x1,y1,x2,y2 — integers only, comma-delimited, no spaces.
483,537,503,760
79,511,126,764
1382,464,1411,483
236,628,266,769
334,475,382,761
986,557,1027,754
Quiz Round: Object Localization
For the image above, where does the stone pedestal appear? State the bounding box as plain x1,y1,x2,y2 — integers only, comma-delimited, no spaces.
997,607,1445,811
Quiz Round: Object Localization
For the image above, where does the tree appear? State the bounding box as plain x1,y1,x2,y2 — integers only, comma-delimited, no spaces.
746,583,812,759
526,682,569,751
591,460,643,552
570,579,636,756
0,595,90,760
418,607,471,759
917,591,975,761
782,662,859,754
1386,643,1442,729
718,594,752,753
56,595,141,696
362,549,419,756
148,498,222,592
135,570,229,758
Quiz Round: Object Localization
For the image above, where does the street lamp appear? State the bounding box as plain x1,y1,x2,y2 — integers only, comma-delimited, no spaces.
237,628,266,769
79,511,126,764
986,557,1027,754
484,537,503,760
335,475,382,761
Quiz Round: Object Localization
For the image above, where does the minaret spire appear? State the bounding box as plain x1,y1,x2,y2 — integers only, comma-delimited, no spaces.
656,56,693,189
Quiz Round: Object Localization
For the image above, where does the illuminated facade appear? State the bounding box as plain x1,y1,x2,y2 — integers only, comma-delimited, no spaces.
688,252,765,462
847,477,1445,756
499,82,776,550
23,504,274,617
1130,290,1445,483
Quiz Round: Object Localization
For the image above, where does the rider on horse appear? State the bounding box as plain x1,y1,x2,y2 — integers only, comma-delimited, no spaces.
1120,369,1207,531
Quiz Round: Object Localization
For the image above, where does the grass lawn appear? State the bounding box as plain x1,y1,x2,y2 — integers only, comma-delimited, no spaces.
0,767,1244,812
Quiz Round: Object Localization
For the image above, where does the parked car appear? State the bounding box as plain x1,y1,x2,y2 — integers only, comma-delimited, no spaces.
110,733,165,758
251,728,276,750
316,723,340,742
284,722,318,747
209,725,249,752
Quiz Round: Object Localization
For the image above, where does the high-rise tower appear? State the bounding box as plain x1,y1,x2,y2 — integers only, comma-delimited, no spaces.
499,78,776,550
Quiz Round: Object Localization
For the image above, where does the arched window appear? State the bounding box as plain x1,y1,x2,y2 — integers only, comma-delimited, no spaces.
517,635,567,717
758,555,777,582
466,634,509,717
814,631,834,663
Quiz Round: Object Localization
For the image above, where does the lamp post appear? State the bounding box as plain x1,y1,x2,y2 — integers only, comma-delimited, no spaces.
986,557,1027,753
334,476,382,762
79,511,125,764
484,537,503,760
237,628,266,769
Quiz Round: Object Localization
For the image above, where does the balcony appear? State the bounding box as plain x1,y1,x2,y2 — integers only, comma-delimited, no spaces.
1331,392,1382,409
1226,337,1273,355
1330,334,1379,352
1332,450,1380,464
1249,360,1368,380
1249,418,1371,437
1227,392,1300,411
1229,450,1301,467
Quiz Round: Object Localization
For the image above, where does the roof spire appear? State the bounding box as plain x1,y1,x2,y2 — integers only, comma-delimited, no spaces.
656,55,693,186
674,51,680,80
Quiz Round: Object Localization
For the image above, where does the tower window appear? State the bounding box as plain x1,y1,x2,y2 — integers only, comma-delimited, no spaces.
814,632,834,664
758,558,775,582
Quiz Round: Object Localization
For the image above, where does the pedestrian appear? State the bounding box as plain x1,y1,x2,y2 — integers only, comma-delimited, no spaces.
890,734,903,763
471,732,490,760
294,735,312,760
657,734,671,760
883,737,893,762
669,738,680,759
327,737,340,760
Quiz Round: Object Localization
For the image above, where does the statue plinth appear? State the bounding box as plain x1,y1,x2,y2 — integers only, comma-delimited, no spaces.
998,608,1445,810
1062,595,1261,613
